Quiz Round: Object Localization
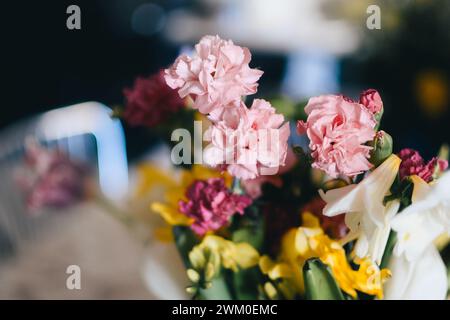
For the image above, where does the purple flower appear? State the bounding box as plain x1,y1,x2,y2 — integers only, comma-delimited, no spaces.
17,141,87,212
179,178,252,235
123,70,185,128
398,148,448,182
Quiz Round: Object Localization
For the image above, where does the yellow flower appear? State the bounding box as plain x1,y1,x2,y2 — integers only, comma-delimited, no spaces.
259,256,297,299
189,235,259,280
263,282,279,300
259,212,391,299
135,164,231,227
259,256,292,279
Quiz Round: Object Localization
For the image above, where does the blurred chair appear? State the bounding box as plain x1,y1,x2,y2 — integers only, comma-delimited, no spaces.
0,102,128,261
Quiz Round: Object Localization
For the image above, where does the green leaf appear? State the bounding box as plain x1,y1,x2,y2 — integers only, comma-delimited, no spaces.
303,258,345,300
232,267,261,300
230,206,264,300
231,222,264,251
172,226,199,268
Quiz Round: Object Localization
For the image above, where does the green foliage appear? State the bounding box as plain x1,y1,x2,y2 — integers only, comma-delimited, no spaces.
173,226,199,267
303,258,345,300
173,226,233,299
269,96,308,121
230,205,265,300
383,175,413,209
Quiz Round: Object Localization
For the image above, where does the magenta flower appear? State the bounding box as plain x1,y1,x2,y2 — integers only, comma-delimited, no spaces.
164,35,263,115
398,148,448,182
179,178,252,235
297,94,376,178
17,141,87,212
359,89,383,114
123,70,185,127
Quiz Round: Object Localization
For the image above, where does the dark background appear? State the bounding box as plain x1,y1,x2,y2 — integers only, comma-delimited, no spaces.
1,0,449,160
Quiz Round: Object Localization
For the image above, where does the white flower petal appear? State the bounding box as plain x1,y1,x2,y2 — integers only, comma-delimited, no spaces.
384,245,447,300
321,155,401,224
320,155,401,261
392,173,450,261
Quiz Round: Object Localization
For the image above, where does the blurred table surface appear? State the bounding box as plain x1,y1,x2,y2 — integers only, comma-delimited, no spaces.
0,202,152,299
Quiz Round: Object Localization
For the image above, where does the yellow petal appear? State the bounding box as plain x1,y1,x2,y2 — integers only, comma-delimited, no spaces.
264,282,278,300
259,256,292,279
234,243,260,268
301,211,321,228
154,226,174,242
135,164,177,197
151,202,192,226
189,235,259,276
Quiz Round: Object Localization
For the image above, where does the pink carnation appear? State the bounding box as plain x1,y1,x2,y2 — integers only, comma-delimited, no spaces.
398,148,448,182
359,89,383,114
297,95,376,178
204,99,290,180
123,70,185,127
179,178,252,235
164,35,263,115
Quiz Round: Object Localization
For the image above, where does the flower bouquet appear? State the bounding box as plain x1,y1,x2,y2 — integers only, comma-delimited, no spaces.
118,35,450,300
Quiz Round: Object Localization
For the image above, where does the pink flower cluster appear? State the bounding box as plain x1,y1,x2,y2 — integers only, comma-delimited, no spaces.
297,94,377,178
165,35,290,180
123,70,185,128
204,99,290,180
179,178,252,235
398,148,448,182
165,35,263,114
16,141,87,212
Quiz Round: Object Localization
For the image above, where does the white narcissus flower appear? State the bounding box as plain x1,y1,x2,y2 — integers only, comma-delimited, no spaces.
391,174,450,261
384,245,447,300
384,172,450,299
319,155,401,265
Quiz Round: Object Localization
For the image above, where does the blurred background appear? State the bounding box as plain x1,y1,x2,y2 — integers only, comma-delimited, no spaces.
0,0,449,298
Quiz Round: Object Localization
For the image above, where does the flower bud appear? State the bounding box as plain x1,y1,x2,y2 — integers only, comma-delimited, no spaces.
360,89,384,130
369,131,393,167
360,89,383,114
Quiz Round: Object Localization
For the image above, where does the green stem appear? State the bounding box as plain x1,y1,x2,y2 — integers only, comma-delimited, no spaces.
232,178,244,195
199,275,233,300
380,231,397,269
